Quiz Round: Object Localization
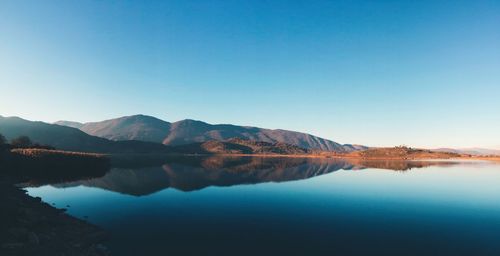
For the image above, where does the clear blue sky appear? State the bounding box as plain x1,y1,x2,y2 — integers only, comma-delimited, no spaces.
1,0,499,149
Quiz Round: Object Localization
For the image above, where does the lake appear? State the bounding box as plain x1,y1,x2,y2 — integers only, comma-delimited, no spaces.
25,156,500,256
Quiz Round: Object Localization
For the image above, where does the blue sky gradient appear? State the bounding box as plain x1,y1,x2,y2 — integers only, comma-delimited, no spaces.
1,0,499,148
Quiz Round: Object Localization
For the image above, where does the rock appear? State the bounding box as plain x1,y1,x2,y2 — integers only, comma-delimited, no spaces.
2,242,25,249
85,231,108,243
23,208,40,223
27,232,39,245
2,181,109,255
8,227,28,239
89,243,110,255
37,233,51,243
95,243,108,252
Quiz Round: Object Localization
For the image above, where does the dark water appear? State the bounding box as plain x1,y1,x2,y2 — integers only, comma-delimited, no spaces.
25,157,500,256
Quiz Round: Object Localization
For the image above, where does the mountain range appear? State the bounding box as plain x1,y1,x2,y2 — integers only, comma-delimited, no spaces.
3,114,497,156
54,114,367,152
1,114,365,154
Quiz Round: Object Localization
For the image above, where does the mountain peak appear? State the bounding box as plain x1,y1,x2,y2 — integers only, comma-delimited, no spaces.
54,115,171,143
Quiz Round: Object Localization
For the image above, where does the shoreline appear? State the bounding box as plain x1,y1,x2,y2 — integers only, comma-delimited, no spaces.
108,152,500,162
1,149,111,255
0,178,110,256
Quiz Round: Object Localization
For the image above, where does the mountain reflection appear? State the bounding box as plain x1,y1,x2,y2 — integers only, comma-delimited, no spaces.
50,156,461,196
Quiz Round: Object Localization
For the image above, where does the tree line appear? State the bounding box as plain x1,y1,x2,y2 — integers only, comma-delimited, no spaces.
0,133,55,151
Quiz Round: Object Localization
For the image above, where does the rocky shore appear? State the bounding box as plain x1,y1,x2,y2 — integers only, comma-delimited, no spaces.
0,178,110,256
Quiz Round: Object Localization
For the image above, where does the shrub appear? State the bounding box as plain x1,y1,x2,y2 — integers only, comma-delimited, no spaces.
0,133,6,145
11,136,33,148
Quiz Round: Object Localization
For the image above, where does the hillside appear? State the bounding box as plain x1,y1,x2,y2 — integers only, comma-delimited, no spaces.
171,138,311,155
0,116,169,154
56,115,367,152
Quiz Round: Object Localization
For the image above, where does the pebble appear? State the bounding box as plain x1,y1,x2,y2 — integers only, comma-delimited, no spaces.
2,242,25,249
8,227,28,238
28,232,40,245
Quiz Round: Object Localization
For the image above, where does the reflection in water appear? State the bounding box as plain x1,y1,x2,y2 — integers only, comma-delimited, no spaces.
53,156,461,195
25,157,500,256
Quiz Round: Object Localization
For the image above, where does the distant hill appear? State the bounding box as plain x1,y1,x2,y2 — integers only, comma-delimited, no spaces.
53,120,84,129
346,146,460,159
433,148,500,156
56,115,367,152
0,116,169,154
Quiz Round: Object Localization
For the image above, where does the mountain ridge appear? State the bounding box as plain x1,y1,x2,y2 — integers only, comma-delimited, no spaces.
55,114,366,152
0,115,361,155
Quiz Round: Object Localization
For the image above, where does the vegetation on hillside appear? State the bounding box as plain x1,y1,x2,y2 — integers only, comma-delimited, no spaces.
171,138,312,155
344,146,461,159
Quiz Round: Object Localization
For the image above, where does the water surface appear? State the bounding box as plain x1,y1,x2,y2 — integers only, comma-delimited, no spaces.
26,157,500,255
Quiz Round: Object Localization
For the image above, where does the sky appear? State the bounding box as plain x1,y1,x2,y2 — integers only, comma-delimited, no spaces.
0,0,499,149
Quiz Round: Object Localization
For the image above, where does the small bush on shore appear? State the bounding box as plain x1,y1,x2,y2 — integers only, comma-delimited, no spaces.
10,136,33,148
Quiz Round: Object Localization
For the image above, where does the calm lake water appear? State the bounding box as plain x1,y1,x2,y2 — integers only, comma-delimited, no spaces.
25,157,500,256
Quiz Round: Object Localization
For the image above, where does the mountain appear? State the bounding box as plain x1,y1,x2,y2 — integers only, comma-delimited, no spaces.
164,119,349,151
0,116,169,153
433,148,500,156
56,115,367,152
